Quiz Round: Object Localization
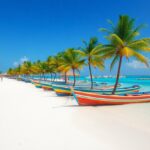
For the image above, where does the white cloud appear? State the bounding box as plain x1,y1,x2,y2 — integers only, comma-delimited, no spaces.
20,56,28,64
13,56,29,67
126,59,150,69
13,62,19,67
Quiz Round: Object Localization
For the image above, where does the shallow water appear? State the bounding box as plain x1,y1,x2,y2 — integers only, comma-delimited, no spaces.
70,75,150,92
31,75,150,92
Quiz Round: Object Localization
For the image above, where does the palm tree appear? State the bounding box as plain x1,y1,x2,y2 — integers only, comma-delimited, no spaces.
60,48,85,86
97,15,150,94
47,52,66,82
21,61,33,77
7,68,14,76
31,60,49,80
7,67,20,77
77,37,104,89
30,61,40,76
37,61,49,80
47,56,54,81
47,56,59,81
15,65,22,77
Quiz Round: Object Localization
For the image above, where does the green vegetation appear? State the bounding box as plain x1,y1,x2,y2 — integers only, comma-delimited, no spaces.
77,37,104,89
7,15,150,94
96,15,150,94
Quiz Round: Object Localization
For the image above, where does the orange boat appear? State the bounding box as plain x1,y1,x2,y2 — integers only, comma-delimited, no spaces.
73,90,150,106
42,85,53,90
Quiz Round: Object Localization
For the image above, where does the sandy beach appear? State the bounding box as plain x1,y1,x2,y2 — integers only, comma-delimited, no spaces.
0,78,150,150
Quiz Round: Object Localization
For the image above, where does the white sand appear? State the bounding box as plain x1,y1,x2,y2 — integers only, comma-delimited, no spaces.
0,78,150,150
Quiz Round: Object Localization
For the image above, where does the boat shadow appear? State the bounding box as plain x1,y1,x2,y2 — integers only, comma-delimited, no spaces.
44,95,73,98
52,104,120,108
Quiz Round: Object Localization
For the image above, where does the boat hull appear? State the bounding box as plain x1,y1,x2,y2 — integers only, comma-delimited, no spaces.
52,82,106,96
42,85,53,91
35,83,42,88
52,85,72,96
53,85,140,96
74,85,140,95
73,90,150,106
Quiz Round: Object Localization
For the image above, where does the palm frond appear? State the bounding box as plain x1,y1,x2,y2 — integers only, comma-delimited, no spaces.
110,55,119,71
132,51,149,67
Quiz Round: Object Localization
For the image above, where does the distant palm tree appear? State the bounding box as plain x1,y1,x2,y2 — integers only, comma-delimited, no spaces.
47,56,54,80
77,37,104,89
21,61,33,77
47,55,61,81
30,61,40,75
37,61,49,80
97,15,150,94
58,57,70,84
15,65,22,76
7,68,13,76
60,48,85,86
31,60,49,80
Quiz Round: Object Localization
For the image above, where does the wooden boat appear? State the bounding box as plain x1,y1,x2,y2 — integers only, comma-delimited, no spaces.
41,81,57,90
31,79,42,88
52,84,72,96
31,79,40,84
74,85,140,95
21,77,31,83
52,83,107,96
34,83,42,88
40,81,66,90
73,90,150,106
42,84,53,90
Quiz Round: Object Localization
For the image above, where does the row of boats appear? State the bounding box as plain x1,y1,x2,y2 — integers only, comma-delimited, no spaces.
20,77,150,106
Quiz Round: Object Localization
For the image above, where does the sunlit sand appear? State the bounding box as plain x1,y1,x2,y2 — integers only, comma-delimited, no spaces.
0,78,150,150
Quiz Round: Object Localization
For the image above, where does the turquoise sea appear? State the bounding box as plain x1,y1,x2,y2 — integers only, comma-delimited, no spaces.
33,75,150,92
69,75,150,92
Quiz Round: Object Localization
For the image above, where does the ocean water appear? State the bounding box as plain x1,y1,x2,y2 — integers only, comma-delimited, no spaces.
69,75,150,92
32,75,150,92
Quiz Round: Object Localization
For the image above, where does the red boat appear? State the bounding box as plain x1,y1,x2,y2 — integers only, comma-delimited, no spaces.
42,85,53,91
73,90,150,106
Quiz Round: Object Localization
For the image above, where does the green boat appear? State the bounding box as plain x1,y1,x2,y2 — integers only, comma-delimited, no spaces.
74,85,140,95
52,83,106,96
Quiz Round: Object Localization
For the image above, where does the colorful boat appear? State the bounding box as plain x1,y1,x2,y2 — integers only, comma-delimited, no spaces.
31,79,42,88
21,77,31,83
73,90,150,106
40,81,54,90
40,81,66,90
52,83,106,96
52,84,72,96
42,84,53,90
34,83,42,88
31,79,40,84
74,85,140,95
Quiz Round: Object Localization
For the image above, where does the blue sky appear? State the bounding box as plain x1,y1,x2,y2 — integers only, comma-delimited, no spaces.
0,0,150,75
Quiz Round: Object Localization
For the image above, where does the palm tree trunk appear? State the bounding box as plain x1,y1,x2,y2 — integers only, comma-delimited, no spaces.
50,73,52,81
42,73,45,81
65,72,67,84
40,74,42,81
112,56,123,94
72,68,76,86
53,73,56,82
88,62,93,89
52,73,54,82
